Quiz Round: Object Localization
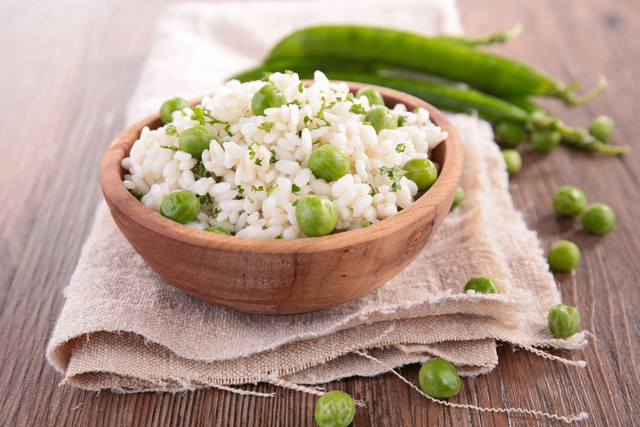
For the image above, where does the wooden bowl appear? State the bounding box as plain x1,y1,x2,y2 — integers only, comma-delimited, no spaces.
99,82,463,314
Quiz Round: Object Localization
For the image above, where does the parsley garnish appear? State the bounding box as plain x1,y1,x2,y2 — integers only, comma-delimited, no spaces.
255,157,263,166
237,185,245,195
161,145,179,152
247,197,254,203
284,70,294,75
267,185,279,197
262,72,273,82
129,189,143,200
249,138,262,160
216,176,223,183
303,115,312,128
346,93,355,102
379,165,409,192
298,82,304,92
198,194,212,205
165,124,177,135
349,104,367,115
396,143,406,153
223,124,235,137
251,185,264,192
315,101,336,127
270,149,277,164
192,163,212,179
191,106,228,126
413,107,420,114
369,184,376,196
292,199,299,206
275,235,283,239
291,184,301,195
363,122,371,126
289,100,302,107
361,221,373,228
258,122,274,133
212,208,221,218
397,116,407,127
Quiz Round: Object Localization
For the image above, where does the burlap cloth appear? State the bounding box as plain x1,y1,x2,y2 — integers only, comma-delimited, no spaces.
46,0,587,393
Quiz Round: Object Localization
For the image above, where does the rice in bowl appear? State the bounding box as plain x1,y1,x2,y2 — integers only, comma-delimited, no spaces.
121,71,448,239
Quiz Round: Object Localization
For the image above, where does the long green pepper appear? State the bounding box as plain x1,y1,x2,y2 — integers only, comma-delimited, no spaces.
266,25,604,105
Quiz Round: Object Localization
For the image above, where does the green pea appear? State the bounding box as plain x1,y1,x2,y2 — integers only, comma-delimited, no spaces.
355,86,385,106
403,158,438,191
552,185,587,217
548,240,580,272
160,190,200,224
580,203,615,234
496,121,527,146
179,124,215,160
295,195,338,237
588,115,614,143
450,187,464,211
314,391,356,427
160,97,190,124
365,106,397,134
204,224,232,235
251,83,287,116
548,304,581,338
418,357,461,399
308,145,351,182
501,149,522,174
530,129,562,152
463,275,501,294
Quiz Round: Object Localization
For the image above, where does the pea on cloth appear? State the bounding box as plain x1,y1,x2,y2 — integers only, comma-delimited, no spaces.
47,0,587,422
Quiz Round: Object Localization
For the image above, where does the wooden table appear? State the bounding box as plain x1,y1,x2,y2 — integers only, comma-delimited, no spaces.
2,0,638,425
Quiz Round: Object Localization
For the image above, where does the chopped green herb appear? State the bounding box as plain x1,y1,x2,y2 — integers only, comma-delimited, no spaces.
198,194,213,205
413,107,420,114
346,93,355,102
203,109,227,125
258,122,274,133
315,101,337,126
251,185,264,192
336,97,342,102
298,82,304,92
212,208,221,218
289,100,302,107
249,138,263,160
363,122,371,126
161,145,179,152
291,184,301,195
292,199,299,206
216,176,223,183
255,157,263,166
397,116,407,127
223,124,235,137
349,104,367,115
275,235,283,239
191,106,206,125
192,163,212,179
262,72,273,81
361,221,373,228
298,130,303,137
165,124,177,135
284,69,294,75
379,165,409,192
268,184,279,197
247,197,254,203
396,143,406,153
237,185,245,195
369,184,376,196
129,189,143,201
270,148,277,164
312,140,320,145
303,115,312,128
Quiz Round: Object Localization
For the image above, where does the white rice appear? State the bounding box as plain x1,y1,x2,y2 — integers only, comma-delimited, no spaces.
122,71,448,239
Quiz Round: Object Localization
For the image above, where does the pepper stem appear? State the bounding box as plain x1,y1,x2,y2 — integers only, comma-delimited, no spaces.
466,23,524,46
557,76,607,106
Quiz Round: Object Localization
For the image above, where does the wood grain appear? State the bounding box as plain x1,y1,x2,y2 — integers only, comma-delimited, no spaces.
1,0,638,425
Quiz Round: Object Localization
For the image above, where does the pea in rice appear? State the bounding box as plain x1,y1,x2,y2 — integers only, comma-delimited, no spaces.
121,71,448,239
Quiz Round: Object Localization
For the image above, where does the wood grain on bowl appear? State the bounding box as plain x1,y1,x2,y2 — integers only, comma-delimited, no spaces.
99,83,463,314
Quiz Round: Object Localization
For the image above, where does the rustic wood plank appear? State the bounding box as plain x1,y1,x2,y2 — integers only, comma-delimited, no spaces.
0,0,638,426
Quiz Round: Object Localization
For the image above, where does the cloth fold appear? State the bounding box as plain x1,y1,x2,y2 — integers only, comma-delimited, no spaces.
47,0,585,393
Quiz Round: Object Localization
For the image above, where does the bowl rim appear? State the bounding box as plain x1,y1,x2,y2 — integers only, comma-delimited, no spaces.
99,81,463,254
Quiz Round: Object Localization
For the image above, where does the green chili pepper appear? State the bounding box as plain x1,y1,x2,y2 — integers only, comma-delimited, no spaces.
433,23,523,48
265,25,605,105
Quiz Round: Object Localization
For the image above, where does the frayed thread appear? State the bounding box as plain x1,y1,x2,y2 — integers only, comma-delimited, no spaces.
211,383,275,398
354,350,589,424
520,344,587,368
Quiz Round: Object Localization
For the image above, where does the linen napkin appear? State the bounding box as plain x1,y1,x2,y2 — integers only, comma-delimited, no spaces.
47,0,586,393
